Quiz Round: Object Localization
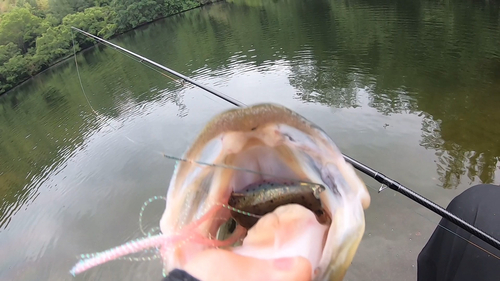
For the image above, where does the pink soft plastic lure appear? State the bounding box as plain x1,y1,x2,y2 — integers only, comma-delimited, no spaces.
69,204,241,276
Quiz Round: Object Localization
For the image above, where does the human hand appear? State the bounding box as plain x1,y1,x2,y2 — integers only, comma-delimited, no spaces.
181,204,325,281
184,249,312,281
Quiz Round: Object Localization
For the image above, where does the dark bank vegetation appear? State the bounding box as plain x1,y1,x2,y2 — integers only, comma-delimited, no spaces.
0,0,209,95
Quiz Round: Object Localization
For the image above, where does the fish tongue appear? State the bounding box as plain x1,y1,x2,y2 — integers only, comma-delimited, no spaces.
231,204,328,272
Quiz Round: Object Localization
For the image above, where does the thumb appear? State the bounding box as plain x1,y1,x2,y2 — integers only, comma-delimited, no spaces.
269,257,313,281
184,249,312,281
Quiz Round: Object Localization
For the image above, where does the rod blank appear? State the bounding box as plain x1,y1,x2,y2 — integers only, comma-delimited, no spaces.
71,27,245,108
343,155,500,251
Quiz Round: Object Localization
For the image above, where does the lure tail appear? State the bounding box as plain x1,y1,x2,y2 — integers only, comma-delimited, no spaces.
70,234,170,276
70,204,224,276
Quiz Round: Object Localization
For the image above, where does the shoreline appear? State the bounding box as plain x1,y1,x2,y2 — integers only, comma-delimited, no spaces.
0,0,223,98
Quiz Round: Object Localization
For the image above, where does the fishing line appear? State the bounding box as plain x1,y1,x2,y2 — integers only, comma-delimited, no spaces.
71,29,194,160
106,46,185,87
71,29,99,117
70,27,335,275
73,193,261,270
71,27,244,107
71,27,322,256
139,193,262,234
70,32,195,272
71,27,130,140
71,204,252,276
71,29,172,152
70,28,500,269
70,30,500,253
162,153,326,187
412,208,500,260
363,182,500,260
139,196,166,237
166,154,495,255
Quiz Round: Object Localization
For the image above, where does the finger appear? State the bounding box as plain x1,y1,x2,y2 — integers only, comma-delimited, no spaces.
184,249,312,281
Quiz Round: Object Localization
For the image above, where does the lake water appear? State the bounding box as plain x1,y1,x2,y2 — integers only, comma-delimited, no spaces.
1,0,499,280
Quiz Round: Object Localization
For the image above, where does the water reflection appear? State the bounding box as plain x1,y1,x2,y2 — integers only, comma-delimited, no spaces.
418,83,500,188
283,0,500,188
0,45,189,231
0,0,499,279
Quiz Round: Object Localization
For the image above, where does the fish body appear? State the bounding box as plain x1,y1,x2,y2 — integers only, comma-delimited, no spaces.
159,103,370,281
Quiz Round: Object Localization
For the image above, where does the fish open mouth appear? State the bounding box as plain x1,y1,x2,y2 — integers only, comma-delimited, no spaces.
212,149,336,278
177,144,338,279
160,104,370,280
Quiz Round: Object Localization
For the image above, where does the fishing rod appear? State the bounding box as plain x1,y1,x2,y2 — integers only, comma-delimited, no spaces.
70,27,500,252
71,28,244,107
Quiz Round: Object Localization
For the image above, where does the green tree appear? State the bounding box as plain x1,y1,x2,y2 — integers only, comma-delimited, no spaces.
0,43,22,92
62,6,116,42
111,0,167,31
35,25,73,65
47,0,94,20
1,54,29,83
0,6,44,52
0,43,20,64
0,0,210,95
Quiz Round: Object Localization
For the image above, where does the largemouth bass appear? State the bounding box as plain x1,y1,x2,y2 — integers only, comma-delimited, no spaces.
159,103,371,281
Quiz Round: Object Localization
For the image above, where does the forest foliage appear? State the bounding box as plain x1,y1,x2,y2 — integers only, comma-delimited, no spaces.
0,0,203,94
